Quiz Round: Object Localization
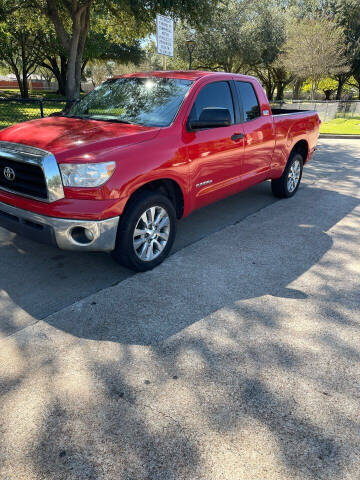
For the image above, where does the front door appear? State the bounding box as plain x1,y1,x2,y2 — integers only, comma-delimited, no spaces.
185,81,245,210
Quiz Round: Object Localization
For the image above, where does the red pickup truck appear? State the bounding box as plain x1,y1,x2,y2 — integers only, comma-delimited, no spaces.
0,71,320,271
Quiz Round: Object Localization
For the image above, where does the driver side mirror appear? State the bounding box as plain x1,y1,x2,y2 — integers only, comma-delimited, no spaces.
188,107,232,130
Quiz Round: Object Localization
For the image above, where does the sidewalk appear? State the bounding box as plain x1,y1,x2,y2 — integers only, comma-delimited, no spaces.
0,139,359,480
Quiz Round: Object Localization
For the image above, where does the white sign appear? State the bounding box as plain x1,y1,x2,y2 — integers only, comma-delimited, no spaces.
156,14,174,57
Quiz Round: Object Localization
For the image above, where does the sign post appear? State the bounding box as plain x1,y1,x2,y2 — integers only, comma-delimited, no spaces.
156,14,174,70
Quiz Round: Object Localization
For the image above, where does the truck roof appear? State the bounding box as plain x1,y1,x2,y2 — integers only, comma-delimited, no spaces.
112,70,257,82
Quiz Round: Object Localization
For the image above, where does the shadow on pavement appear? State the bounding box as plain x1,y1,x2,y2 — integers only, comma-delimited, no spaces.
42,187,359,345
0,181,274,334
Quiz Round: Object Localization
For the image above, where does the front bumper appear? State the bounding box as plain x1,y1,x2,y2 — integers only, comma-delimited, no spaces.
0,201,119,252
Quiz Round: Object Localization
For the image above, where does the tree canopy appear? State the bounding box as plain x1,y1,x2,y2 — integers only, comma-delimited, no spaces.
2,0,219,100
0,0,359,100
0,10,45,97
280,18,349,98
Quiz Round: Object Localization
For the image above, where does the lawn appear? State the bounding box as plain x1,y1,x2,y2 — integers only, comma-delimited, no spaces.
0,89,84,129
0,100,67,130
320,116,360,135
0,89,66,99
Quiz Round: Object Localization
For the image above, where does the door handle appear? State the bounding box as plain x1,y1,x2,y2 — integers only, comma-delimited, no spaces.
231,133,245,141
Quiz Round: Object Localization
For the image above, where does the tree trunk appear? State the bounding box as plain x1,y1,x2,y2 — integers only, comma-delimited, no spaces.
264,85,272,101
14,71,24,98
64,6,90,103
81,59,88,77
39,55,67,97
56,56,68,96
58,56,67,96
20,37,29,99
266,69,274,101
22,78,29,98
58,77,66,96
336,78,345,100
354,75,360,100
253,68,274,101
275,81,284,101
310,80,318,100
66,20,81,102
293,79,303,100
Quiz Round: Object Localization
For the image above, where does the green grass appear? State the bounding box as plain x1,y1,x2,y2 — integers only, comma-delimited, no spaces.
0,101,67,130
320,116,360,135
0,89,66,99
0,89,88,129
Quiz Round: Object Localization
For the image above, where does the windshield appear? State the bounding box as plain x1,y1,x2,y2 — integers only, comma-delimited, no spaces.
67,77,193,127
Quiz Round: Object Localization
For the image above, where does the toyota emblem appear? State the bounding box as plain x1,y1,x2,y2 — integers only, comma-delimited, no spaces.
3,166,16,182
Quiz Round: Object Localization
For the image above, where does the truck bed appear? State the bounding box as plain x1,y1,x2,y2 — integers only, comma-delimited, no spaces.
271,108,315,116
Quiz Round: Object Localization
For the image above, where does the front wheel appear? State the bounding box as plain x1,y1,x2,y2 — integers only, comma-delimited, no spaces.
271,152,303,199
112,191,177,272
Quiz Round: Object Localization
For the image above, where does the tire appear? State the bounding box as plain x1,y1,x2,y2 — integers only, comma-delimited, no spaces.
271,152,304,199
112,190,177,272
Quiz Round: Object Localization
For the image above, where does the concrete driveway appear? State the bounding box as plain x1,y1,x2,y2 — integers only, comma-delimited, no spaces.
0,138,359,479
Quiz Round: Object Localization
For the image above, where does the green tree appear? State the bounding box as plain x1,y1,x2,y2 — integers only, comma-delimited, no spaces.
173,0,291,100
8,0,218,102
34,24,143,96
280,18,349,99
84,32,144,73
247,0,289,100
35,29,68,96
84,38,144,87
173,1,254,73
334,0,360,99
317,77,338,99
137,40,167,71
0,10,45,98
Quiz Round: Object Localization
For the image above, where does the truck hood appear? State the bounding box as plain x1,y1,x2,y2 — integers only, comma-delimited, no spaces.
0,116,160,159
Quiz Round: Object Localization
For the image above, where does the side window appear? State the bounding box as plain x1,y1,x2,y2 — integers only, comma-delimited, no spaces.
235,81,261,122
189,81,235,125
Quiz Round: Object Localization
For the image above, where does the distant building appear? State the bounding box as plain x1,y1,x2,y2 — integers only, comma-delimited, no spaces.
0,74,57,91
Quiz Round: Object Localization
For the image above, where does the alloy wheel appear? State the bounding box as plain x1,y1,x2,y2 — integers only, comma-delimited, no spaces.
133,206,170,261
287,159,301,193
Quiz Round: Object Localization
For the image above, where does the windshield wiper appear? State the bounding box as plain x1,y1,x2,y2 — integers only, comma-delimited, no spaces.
64,114,142,125
86,115,135,124
65,114,90,119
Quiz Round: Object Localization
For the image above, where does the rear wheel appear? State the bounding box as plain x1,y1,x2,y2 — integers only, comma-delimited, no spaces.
112,191,176,271
271,152,303,198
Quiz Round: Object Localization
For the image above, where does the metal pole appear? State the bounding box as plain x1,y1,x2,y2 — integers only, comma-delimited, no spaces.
39,99,44,118
186,40,196,71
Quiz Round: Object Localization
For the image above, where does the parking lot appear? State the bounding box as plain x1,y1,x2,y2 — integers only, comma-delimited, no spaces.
0,138,359,480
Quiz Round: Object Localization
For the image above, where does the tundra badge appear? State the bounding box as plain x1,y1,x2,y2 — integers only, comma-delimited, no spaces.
196,180,213,188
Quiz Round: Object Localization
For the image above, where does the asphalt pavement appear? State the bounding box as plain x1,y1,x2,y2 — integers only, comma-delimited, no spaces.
0,138,359,480
0,166,276,336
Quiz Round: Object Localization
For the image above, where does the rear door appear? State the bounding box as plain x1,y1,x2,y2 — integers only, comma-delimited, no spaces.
186,81,245,209
234,81,275,182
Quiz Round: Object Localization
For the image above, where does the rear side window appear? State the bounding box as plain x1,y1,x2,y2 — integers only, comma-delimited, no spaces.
235,81,261,122
189,81,235,124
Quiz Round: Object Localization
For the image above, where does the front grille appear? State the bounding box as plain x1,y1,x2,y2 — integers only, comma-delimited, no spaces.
0,156,48,199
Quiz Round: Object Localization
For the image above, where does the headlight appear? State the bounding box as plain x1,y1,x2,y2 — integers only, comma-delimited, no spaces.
60,162,116,187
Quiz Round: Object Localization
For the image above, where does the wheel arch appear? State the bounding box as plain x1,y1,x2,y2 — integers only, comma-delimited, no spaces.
290,139,309,163
123,178,185,220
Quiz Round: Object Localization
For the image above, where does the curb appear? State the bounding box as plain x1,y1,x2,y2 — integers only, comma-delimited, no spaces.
319,134,360,139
